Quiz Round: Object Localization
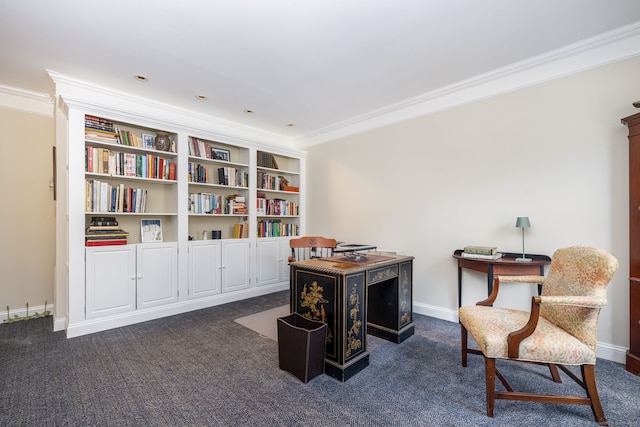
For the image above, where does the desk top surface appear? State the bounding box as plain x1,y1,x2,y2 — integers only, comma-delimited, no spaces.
452,249,551,265
291,253,413,274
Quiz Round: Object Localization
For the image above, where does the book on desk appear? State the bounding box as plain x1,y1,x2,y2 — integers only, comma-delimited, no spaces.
461,252,503,260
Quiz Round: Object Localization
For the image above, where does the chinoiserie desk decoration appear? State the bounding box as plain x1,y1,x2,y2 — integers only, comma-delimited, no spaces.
452,250,551,308
289,253,414,381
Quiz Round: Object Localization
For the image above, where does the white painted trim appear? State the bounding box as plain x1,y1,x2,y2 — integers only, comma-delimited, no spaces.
48,70,297,150
0,303,54,324
53,317,66,332
65,282,288,338
413,301,628,364
0,84,53,116
296,21,640,148
413,301,458,323
596,341,628,364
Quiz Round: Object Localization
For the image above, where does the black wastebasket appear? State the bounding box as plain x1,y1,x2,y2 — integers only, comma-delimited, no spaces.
277,313,327,383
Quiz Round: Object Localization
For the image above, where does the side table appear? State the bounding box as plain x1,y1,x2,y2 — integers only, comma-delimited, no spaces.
452,250,551,308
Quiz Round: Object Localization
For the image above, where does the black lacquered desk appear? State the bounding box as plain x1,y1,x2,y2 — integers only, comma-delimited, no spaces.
452,250,551,308
290,254,414,381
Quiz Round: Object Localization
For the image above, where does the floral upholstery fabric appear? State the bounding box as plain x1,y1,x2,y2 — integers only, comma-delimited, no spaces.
459,305,597,364
459,246,618,365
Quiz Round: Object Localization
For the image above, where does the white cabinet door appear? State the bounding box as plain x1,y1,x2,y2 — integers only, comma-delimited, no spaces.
280,238,291,283
188,240,221,298
257,238,280,286
137,243,178,309
221,240,250,292
85,246,136,319
257,237,291,286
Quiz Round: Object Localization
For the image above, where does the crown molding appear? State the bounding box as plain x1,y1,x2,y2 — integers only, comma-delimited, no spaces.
295,21,640,148
48,70,296,150
0,84,53,117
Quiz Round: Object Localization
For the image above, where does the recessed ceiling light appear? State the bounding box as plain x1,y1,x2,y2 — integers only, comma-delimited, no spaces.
134,75,148,82
196,95,207,100
244,109,254,114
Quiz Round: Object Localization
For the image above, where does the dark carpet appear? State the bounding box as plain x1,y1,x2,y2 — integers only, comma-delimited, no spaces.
1,291,638,426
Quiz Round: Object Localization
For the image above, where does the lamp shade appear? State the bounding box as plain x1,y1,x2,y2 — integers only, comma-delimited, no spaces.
515,217,531,228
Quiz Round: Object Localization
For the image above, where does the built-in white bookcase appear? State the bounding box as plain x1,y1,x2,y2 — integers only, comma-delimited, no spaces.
52,73,305,337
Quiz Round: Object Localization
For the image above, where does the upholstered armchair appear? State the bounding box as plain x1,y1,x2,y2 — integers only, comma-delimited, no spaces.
459,246,618,425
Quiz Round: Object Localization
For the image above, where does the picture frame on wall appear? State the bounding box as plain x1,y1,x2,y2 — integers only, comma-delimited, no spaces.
211,147,230,161
141,218,163,243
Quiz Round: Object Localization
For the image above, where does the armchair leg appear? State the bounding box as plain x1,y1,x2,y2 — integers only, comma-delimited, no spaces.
582,365,607,426
485,357,496,417
461,324,468,367
548,364,562,383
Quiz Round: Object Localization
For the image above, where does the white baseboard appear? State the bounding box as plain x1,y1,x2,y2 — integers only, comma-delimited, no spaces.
9,295,628,365
596,341,628,364
65,282,288,338
412,301,628,364
0,303,53,324
53,317,66,332
413,301,458,323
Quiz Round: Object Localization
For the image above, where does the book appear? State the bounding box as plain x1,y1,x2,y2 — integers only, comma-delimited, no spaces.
463,246,497,256
85,239,127,247
257,151,279,169
85,233,130,238
86,225,122,231
461,252,503,260
91,216,117,223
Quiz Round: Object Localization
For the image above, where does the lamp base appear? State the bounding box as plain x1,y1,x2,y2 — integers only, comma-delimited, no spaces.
516,257,532,262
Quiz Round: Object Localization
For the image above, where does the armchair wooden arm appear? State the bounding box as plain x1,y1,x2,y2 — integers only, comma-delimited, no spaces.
476,277,501,306
476,275,548,307
507,296,542,358
506,294,608,359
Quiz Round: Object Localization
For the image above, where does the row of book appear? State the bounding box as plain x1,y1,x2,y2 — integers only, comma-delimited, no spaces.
257,151,279,169
85,116,115,133
256,198,298,216
257,220,298,238
187,163,248,187
85,116,174,152
188,194,247,215
86,146,176,180
233,222,249,238
189,193,225,214
85,216,129,246
461,246,503,260
86,180,148,213
256,171,297,191
187,137,228,160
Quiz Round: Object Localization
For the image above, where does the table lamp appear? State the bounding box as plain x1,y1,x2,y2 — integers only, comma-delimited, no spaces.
515,216,532,262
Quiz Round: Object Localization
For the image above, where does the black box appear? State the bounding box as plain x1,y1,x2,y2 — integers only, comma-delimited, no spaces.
277,313,327,383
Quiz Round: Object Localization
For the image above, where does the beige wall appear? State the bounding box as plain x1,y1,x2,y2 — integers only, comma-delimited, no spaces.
0,108,55,314
306,55,640,354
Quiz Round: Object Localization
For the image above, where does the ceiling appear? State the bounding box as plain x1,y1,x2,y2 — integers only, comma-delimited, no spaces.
2,1,640,147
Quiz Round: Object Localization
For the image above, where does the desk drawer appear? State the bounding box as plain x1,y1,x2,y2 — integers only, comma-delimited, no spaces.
368,264,398,285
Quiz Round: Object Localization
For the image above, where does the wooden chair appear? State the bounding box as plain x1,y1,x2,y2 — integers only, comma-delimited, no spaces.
288,236,337,262
459,246,618,426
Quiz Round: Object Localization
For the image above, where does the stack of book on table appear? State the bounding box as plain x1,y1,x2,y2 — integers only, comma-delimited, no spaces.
85,216,129,246
461,246,503,260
